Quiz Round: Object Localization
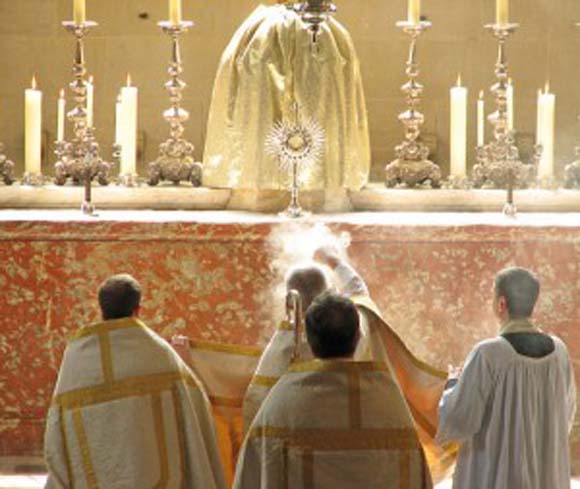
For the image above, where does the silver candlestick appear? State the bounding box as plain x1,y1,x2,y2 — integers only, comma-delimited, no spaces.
148,21,201,187
0,143,15,185
56,21,114,215
472,23,541,215
385,21,441,188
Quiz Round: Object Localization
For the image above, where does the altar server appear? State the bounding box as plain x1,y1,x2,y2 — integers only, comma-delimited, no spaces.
234,293,432,488
44,274,226,489
437,267,576,489
243,247,456,482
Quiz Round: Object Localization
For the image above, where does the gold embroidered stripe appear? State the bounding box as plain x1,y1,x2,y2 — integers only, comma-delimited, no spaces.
400,451,410,489
98,332,114,385
152,394,169,489
289,360,388,374
58,407,74,487
171,386,187,489
70,318,146,341
209,395,244,408
189,340,262,358
72,409,99,489
54,371,194,409
302,450,315,489
250,375,279,388
249,427,420,451
347,371,362,429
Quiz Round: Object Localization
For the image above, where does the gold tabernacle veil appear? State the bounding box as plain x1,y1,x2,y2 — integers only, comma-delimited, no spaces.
203,4,370,190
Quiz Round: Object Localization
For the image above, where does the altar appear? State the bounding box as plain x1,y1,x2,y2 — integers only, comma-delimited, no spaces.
0,209,578,474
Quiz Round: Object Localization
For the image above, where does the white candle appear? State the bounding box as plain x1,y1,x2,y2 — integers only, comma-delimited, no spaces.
120,74,138,176
86,75,94,128
115,93,124,146
536,89,543,145
538,83,555,179
169,0,182,25
57,89,66,142
74,0,86,25
450,75,468,178
496,0,508,25
477,90,485,147
507,79,514,131
408,0,421,25
25,76,43,176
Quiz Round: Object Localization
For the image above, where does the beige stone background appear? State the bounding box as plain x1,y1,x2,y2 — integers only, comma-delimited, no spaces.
1,0,579,181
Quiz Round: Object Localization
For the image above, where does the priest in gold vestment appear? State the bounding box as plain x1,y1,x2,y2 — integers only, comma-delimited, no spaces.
44,275,226,489
234,293,432,488
203,1,370,190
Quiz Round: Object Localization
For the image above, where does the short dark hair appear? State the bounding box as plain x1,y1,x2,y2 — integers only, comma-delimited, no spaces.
285,265,328,310
98,274,142,320
495,267,540,319
305,293,360,359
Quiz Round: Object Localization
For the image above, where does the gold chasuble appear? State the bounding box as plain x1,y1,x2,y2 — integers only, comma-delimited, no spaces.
203,4,370,190
44,318,226,489
234,360,432,489
351,295,458,483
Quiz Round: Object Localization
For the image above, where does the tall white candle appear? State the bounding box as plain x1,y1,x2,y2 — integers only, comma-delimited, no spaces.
169,0,182,25
538,83,555,179
115,93,124,146
74,0,86,25
450,75,468,177
408,0,421,25
477,90,485,147
507,79,514,131
57,89,66,142
536,89,543,145
86,75,94,128
496,0,509,25
120,74,138,176
25,76,43,176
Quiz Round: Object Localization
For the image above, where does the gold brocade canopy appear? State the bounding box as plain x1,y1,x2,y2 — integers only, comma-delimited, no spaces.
203,4,371,190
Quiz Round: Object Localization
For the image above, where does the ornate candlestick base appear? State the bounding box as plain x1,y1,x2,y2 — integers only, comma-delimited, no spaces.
118,173,140,187
472,136,539,189
442,174,472,190
22,172,45,186
385,141,441,188
0,144,15,185
564,147,580,189
149,138,202,186
148,21,201,187
386,21,441,188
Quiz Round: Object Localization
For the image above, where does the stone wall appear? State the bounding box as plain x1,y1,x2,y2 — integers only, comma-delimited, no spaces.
1,0,579,181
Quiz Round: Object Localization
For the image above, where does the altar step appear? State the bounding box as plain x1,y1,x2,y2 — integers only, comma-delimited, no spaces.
0,183,579,213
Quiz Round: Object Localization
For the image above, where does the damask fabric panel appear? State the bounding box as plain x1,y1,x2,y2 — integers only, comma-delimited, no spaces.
44,318,226,489
203,5,370,190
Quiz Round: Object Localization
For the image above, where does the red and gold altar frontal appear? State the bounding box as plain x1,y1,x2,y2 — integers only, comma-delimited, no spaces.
0,211,578,471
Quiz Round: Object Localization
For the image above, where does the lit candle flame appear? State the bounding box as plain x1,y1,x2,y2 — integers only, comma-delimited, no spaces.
88,75,94,85
31,75,37,90
126,73,132,87
544,82,550,94
479,90,484,99
59,88,65,99
456,74,462,86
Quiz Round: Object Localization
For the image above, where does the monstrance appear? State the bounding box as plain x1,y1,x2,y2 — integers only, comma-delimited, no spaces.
0,144,15,185
293,0,337,44
265,104,325,218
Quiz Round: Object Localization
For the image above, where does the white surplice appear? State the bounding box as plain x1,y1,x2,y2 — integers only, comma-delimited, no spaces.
436,335,577,489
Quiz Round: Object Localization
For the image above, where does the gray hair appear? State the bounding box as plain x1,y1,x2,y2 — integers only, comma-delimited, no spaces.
98,274,142,320
494,267,540,319
285,265,329,310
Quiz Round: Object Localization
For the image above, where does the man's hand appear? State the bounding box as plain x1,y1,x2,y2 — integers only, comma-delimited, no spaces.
313,245,342,270
171,335,193,366
447,364,463,380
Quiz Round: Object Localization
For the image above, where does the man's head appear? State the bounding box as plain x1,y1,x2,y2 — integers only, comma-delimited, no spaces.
285,265,329,311
493,267,540,322
305,293,360,359
98,274,142,321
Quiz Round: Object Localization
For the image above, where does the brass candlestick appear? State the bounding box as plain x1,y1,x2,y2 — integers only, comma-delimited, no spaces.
148,21,201,187
0,143,15,185
56,21,114,215
472,23,541,215
385,21,441,188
